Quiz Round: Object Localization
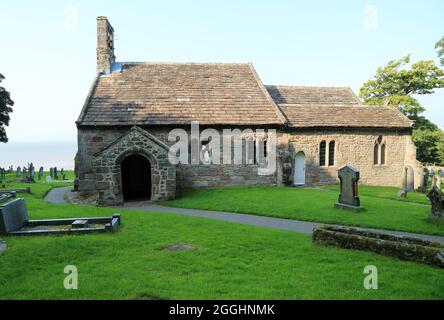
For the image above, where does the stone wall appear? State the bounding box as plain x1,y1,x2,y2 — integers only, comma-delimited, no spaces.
75,125,418,204
285,128,417,187
75,126,282,202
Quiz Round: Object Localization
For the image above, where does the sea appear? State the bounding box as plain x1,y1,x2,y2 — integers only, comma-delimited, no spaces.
0,141,77,170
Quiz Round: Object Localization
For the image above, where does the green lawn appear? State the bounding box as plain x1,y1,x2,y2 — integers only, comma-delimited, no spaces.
161,186,444,237
0,182,443,299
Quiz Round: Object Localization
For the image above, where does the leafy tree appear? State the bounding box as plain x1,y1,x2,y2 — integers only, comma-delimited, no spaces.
0,73,14,143
359,55,444,121
413,128,444,165
436,36,444,66
360,54,444,165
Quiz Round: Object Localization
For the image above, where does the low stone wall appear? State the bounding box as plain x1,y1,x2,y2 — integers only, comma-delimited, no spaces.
313,225,444,268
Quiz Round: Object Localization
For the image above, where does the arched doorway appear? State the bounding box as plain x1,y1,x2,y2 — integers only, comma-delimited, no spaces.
293,151,306,185
121,154,151,201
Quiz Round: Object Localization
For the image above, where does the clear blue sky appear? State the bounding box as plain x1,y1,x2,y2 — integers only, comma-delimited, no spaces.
0,0,443,142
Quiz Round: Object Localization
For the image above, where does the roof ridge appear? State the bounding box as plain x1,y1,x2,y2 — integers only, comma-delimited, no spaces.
266,85,354,90
120,61,253,66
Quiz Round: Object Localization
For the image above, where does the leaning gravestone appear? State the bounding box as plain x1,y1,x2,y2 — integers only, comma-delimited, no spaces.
0,198,29,235
335,165,364,212
397,188,407,199
427,186,444,223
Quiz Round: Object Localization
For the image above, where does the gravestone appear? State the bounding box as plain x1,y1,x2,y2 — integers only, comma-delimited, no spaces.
60,168,66,180
335,165,364,212
397,188,407,199
22,167,27,181
46,175,52,183
50,167,54,179
0,198,29,235
427,186,444,223
38,167,44,181
54,167,58,180
16,166,21,178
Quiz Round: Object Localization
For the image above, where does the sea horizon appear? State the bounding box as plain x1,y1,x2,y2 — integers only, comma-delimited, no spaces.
0,141,77,170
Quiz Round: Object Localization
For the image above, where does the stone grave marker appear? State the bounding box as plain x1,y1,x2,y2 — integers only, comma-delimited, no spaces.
16,166,21,178
50,167,54,179
335,165,364,212
54,167,58,180
427,186,444,223
0,198,29,235
46,175,52,183
38,167,44,181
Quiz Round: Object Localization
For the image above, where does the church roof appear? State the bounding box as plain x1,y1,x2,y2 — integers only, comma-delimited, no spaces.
266,85,413,128
77,63,412,129
77,62,286,126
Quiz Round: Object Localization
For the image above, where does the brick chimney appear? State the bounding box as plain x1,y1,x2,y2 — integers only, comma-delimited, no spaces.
96,16,115,74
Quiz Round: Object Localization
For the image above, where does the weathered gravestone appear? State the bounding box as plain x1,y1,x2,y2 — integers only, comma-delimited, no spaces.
49,167,54,179
0,198,29,235
53,167,58,180
397,188,407,199
22,167,27,181
46,175,52,183
427,186,444,223
38,167,44,181
60,168,66,180
335,165,364,212
16,166,21,178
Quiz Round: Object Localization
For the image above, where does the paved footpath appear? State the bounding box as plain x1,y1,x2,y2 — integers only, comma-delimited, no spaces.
45,186,444,244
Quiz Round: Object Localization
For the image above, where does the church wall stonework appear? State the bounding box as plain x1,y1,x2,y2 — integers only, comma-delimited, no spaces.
75,126,418,205
285,128,417,187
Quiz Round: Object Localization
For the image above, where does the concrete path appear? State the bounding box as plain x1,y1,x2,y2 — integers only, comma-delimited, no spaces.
44,186,71,204
44,186,444,244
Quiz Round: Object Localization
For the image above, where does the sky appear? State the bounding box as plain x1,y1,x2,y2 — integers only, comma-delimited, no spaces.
0,0,443,143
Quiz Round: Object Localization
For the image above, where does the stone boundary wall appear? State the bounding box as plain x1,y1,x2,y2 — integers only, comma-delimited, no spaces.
313,225,444,268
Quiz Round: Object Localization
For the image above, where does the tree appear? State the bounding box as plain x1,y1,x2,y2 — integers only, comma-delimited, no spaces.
359,55,444,121
359,54,444,165
412,128,444,165
436,36,444,66
0,73,14,143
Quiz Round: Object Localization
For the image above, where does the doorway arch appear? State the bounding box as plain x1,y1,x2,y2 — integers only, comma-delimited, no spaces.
293,151,306,185
121,154,151,201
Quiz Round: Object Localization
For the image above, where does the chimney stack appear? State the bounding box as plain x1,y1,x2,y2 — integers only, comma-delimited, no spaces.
96,16,115,74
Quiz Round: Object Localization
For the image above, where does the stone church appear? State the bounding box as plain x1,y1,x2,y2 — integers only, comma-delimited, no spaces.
75,17,421,206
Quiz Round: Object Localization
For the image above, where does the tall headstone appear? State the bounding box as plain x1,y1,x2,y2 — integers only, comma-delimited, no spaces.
38,167,44,181
16,166,21,178
54,167,58,180
427,186,444,223
50,167,54,179
335,165,364,212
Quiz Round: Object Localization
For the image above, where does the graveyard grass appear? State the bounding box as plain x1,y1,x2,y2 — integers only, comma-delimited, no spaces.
0,177,443,299
162,186,444,237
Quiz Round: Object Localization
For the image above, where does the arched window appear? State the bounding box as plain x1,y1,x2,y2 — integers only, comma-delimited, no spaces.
373,143,379,165
328,141,335,166
380,143,386,165
374,136,386,165
319,141,326,166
